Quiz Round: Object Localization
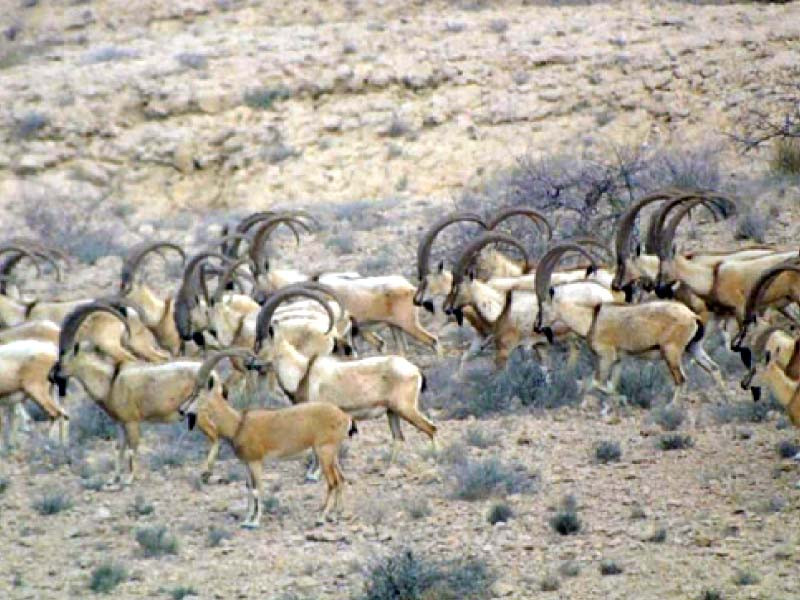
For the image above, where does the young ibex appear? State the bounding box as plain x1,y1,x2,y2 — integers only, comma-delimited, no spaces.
180,351,356,528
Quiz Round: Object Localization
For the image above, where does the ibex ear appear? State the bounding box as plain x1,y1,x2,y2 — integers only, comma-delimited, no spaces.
207,375,215,390
437,260,444,273
635,243,641,257
268,325,275,339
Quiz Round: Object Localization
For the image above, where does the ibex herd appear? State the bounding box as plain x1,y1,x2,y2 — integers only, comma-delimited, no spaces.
2,187,800,528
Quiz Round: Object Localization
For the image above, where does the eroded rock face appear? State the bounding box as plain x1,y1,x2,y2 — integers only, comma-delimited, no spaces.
1,1,798,216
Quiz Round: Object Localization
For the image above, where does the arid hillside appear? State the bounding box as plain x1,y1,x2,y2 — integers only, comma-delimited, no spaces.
1,1,800,600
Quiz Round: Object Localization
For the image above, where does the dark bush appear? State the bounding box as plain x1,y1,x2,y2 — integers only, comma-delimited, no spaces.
207,526,232,548
359,550,494,600
487,502,513,525
135,525,178,557
599,560,623,576
71,404,117,443
777,439,800,459
451,458,536,501
732,569,759,586
33,490,72,515
594,440,622,464
735,211,768,243
653,403,686,431
540,574,560,591
771,138,800,175
89,562,127,594
618,362,672,409
14,111,48,139
659,434,693,451
699,590,723,600
549,495,581,535
244,86,291,110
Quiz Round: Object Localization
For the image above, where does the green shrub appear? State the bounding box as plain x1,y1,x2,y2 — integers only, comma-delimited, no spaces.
732,569,759,586
207,526,232,548
406,497,431,520
653,403,685,431
0,477,9,495
359,550,494,600
617,362,672,409
659,434,693,451
549,495,581,535
89,562,127,594
135,525,178,557
540,573,560,591
487,502,513,525
170,587,199,600
594,440,621,464
451,458,535,501
771,138,800,175
32,490,72,515
244,86,291,110
698,589,723,600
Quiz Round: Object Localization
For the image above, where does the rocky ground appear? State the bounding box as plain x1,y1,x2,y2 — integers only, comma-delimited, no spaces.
1,0,800,599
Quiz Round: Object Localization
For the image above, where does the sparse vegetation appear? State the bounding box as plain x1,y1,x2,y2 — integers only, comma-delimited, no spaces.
135,525,178,557
599,560,623,576
540,573,560,591
170,587,199,600
653,403,686,431
406,497,431,520
176,52,207,70
464,426,498,449
594,440,622,464
549,495,581,536
149,445,188,471
89,562,127,594
83,46,138,64
14,111,48,139
735,210,768,242
0,477,9,496
659,433,693,451
732,569,759,586
699,589,723,600
771,138,800,175
617,362,672,409
33,490,73,515
712,398,780,424
244,86,291,110
131,494,154,517
325,232,356,255
487,502,513,525
647,527,667,543
777,439,799,458
558,561,580,578
359,549,494,600
451,457,535,501
207,526,233,548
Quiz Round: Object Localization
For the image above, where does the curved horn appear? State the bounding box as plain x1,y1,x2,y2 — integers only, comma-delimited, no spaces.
213,232,252,258
187,348,257,402
451,232,530,285
643,192,721,254
255,288,335,351
0,245,45,286
416,212,487,282
612,188,682,288
119,241,185,294
173,252,232,339
744,262,800,326
487,207,553,240
212,257,255,303
248,217,313,275
568,236,613,262
58,302,131,357
534,243,599,309
657,193,737,260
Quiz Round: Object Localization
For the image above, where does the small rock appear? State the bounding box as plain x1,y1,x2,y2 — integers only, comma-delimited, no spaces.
95,507,112,521
322,115,343,132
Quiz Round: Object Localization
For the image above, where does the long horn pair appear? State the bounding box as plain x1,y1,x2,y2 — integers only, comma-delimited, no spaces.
119,241,185,294
534,243,599,313
249,216,315,275
487,207,552,240
416,212,488,285
58,302,131,357
254,287,336,352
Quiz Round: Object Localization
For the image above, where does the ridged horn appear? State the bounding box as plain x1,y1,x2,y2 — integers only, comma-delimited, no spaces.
612,188,682,289
416,212,487,282
119,241,185,294
58,302,131,357
248,217,313,275
643,192,720,254
534,243,599,310
657,192,737,260
254,288,335,351
212,257,255,303
451,232,530,285
487,207,552,240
